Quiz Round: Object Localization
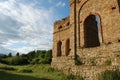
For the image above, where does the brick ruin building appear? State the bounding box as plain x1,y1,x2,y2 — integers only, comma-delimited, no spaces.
52,0,120,80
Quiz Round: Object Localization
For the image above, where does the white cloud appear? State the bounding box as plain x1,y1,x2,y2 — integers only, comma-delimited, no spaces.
0,0,55,53
12,46,37,54
56,1,66,7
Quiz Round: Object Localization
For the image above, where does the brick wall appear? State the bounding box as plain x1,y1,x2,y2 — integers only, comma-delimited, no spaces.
52,0,120,80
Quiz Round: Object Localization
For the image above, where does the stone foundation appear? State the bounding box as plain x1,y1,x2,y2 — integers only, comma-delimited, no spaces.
52,42,120,80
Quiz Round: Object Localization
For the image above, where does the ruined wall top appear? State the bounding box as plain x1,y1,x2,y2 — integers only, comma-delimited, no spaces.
54,16,70,33
69,0,80,4
69,0,74,4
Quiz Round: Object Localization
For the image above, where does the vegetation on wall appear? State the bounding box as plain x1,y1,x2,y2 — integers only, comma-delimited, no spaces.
99,70,120,80
89,57,96,66
75,55,83,65
105,59,112,65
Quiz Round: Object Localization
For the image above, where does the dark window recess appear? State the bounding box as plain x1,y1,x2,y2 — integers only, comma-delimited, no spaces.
65,39,70,56
112,7,116,10
58,26,62,29
118,0,120,12
66,22,70,26
118,39,120,42
84,15,100,48
57,41,62,57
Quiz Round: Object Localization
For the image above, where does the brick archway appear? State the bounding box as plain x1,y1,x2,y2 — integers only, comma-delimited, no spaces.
84,14,100,48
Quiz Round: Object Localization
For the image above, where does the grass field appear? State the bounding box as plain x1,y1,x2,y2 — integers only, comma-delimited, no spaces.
0,63,84,80
0,63,67,80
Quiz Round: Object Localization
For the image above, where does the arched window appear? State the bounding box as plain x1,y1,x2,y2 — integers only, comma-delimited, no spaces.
57,41,62,57
84,15,100,48
66,22,70,26
58,26,62,29
65,39,70,56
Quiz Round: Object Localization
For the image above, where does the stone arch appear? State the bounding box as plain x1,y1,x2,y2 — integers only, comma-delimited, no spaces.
78,0,103,47
78,0,90,47
57,41,62,57
84,14,101,48
65,39,70,56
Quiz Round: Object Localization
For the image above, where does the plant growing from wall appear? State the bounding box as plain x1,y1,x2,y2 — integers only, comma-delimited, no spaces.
105,59,112,65
75,55,82,65
89,57,96,66
62,74,84,80
99,70,120,80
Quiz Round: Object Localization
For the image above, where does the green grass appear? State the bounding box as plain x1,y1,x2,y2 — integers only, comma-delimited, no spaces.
99,70,120,80
0,63,65,80
0,63,84,80
0,71,49,80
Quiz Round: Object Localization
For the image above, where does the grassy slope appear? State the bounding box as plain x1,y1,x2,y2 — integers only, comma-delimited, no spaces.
0,63,65,80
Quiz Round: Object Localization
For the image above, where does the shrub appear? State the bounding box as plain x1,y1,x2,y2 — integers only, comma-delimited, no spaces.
75,55,82,65
0,50,52,65
89,57,96,66
63,74,75,80
2,56,29,65
0,58,9,64
30,58,40,64
31,50,52,64
18,69,33,73
44,50,52,64
61,74,84,80
0,66,16,71
46,67,55,73
76,77,84,80
105,60,112,65
99,70,120,80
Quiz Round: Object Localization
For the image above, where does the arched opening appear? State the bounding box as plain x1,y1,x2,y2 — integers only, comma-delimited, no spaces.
84,14,100,48
65,39,70,56
57,41,62,57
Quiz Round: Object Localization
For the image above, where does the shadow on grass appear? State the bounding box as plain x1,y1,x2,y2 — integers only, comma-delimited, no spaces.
0,71,50,80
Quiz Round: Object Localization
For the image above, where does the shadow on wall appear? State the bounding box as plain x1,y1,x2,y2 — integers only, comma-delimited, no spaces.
0,71,50,80
118,0,120,12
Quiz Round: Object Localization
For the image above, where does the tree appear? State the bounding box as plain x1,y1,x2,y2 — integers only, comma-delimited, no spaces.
16,52,20,56
8,53,12,57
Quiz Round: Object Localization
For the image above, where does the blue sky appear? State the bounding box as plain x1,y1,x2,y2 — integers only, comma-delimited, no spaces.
0,0,70,54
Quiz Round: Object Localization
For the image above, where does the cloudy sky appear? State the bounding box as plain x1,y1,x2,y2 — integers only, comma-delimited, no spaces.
0,0,70,54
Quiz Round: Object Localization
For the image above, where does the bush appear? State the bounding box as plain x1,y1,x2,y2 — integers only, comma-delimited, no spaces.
99,70,120,80
63,74,75,80
75,55,82,65
0,66,16,71
27,51,36,61
1,56,29,65
76,77,84,80
44,50,52,64
0,58,9,64
105,60,112,65
89,57,96,66
30,50,52,64
30,58,39,64
18,69,33,73
0,49,52,65
63,74,84,80
46,67,55,73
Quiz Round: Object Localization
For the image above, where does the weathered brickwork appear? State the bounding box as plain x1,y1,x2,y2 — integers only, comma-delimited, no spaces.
52,0,120,80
